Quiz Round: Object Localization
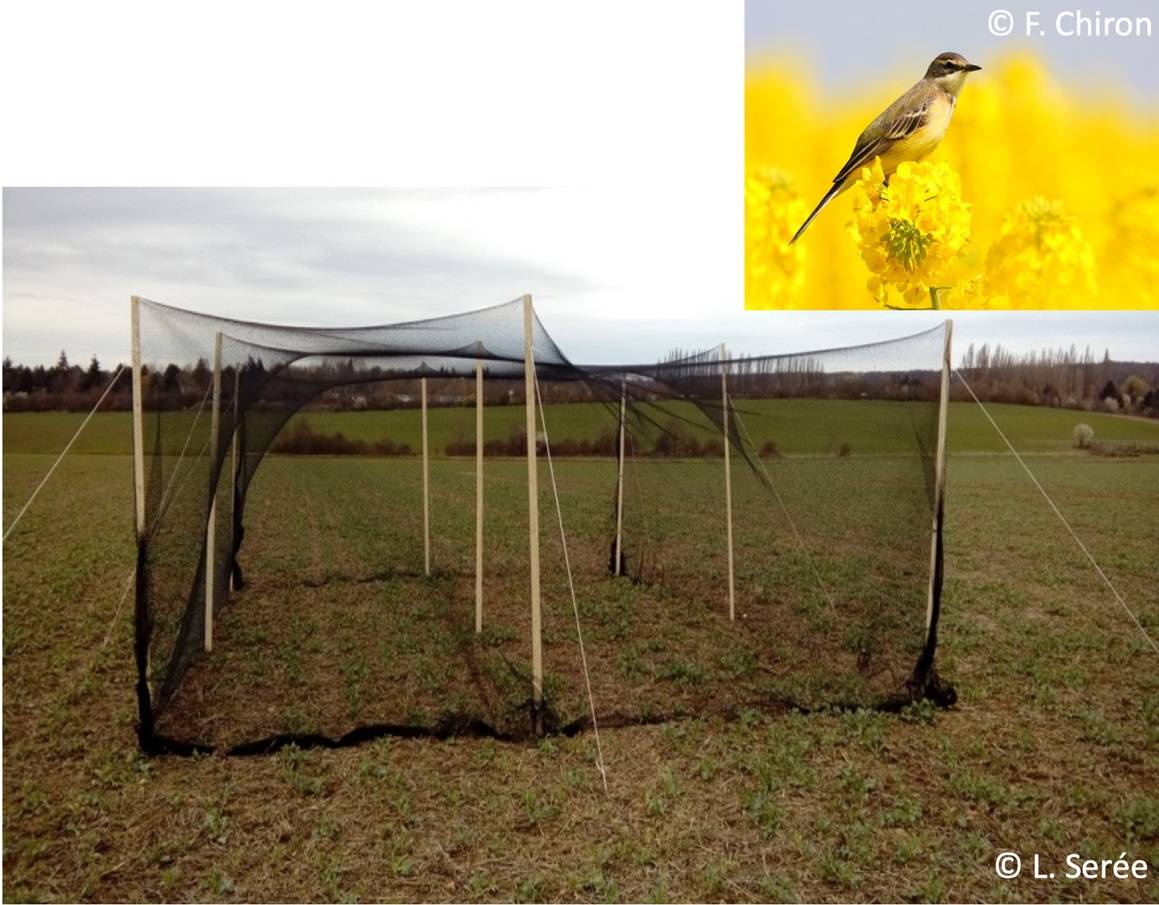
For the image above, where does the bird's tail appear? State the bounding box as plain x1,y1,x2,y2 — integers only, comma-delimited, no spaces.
789,180,846,246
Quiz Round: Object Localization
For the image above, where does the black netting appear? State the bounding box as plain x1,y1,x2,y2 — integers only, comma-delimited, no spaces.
133,296,951,753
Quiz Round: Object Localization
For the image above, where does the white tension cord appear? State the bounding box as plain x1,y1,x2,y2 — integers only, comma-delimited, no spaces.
532,360,609,793
4,364,126,543
956,369,1157,656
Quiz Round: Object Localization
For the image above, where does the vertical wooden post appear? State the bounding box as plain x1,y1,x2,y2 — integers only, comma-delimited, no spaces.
925,320,953,634
523,295,543,709
206,331,222,652
475,356,484,633
130,296,150,688
721,343,735,621
422,374,431,577
614,379,626,576
229,366,239,592
130,296,146,538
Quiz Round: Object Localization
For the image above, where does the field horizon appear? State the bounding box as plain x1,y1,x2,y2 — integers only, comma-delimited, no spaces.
5,399,1159,460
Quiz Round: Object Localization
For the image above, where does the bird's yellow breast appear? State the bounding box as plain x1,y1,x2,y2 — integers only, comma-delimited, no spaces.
880,92,955,175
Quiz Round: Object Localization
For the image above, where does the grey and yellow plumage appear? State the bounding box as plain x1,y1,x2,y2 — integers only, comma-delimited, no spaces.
789,52,982,245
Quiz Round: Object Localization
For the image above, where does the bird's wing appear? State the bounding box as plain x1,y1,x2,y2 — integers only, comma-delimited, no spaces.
829,83,934,186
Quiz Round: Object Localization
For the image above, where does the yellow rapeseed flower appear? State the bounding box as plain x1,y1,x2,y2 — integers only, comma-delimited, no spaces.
847,159,972,309
983,197,1096,308
745,167,807,308
939,278,1010,310
1103,186,1159,307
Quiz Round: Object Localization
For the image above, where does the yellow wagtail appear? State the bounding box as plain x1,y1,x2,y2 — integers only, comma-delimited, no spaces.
789,51,981,245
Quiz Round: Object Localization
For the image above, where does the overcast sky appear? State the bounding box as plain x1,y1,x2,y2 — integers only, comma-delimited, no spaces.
3,187,1157,369
747,0,1159,100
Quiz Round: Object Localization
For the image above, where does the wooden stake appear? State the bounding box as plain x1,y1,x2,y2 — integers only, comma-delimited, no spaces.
475,356,484,633
206,331,222,653
421,375,431,577
229,366,239,593
130,296,156,697
523,295,543,708
721,343,735,621
130,296,146,538
130,297,154,699
614,379,626,576
925,320,953,634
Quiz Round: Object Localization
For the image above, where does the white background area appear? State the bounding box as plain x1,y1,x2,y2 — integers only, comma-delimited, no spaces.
2,1,1155,366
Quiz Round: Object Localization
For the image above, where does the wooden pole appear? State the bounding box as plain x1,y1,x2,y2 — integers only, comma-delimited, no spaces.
422,374,431,577
206,331,222,653
523,295,543,710
721,343,735,621
130,296,146,538
229,366,239,593
131,297,155,699
925,320,953,634
475,356,484,633
614,379,626,576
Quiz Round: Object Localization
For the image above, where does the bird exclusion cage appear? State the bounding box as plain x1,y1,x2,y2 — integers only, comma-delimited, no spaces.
131,295,954,753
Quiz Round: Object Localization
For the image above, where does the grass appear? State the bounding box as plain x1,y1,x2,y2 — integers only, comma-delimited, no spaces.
3,404,1158,902
151,451,934,745
5,399,1159,457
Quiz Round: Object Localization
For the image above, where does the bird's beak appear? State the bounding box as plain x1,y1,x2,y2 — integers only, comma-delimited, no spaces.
965,62,982,71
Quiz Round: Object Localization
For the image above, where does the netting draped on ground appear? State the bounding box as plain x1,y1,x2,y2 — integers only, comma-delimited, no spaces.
133,295,950,753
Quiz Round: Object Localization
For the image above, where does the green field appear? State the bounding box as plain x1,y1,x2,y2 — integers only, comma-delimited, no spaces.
6,400,1159,457
3,404,1158,902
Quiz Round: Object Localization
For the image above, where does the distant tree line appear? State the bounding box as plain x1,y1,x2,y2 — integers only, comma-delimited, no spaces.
1,353,597,413
2,352,133,412
952,343,1159,416
3,344,1157,419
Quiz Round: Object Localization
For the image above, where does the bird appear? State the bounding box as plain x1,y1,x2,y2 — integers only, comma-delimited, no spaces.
789,51,982,245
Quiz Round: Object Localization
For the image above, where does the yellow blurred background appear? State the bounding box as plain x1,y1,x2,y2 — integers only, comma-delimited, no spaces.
745,52,1159,309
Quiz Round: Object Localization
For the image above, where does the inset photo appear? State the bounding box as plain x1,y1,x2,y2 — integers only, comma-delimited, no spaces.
745,0,1159,310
